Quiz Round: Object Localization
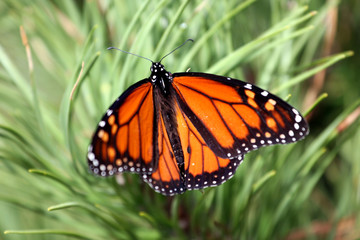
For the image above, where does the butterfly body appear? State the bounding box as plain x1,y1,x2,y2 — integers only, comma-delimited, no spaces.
88,61,308,196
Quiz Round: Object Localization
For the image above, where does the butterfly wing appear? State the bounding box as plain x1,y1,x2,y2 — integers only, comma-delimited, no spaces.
172,72,309,159
87,78,186,194
87,80,158,176
142,96,244,195
141,111,186,195
174,101,244,191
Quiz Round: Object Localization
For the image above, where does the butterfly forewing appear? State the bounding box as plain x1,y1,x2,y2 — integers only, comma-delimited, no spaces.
172,72,309,158
88,80,158,176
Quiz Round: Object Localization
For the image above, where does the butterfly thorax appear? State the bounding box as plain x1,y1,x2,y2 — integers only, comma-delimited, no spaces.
150,62,173,96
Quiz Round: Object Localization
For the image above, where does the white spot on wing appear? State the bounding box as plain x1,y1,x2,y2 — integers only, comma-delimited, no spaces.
292,108,299,115
244,83,252,89
295,115,302,123
99,121,106,127
106,110,113,116
88,152,95,161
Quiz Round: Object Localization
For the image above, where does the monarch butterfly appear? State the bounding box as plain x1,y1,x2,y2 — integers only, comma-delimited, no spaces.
87,40,309,196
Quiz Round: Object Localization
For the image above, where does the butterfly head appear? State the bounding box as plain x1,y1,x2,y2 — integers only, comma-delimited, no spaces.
150,62,173,95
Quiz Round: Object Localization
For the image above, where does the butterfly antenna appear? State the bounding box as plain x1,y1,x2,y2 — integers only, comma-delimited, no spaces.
107,47,154,63
159,39,194,63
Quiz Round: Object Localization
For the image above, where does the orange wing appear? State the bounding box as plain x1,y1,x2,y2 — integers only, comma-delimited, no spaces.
141,98,244,195
172,72,309,158
141,112,186,195
88,80,157,176
175,102,244,191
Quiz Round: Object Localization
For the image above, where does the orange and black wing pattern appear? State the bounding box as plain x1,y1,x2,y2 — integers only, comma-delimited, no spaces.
88,60,309,196
87,78,187,195
87,80,158,177
141,109,186,195
141,98,244,195
172,72,309,159
174,101,244,191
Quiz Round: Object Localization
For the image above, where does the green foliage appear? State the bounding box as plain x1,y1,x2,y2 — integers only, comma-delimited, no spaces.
0,0,359,239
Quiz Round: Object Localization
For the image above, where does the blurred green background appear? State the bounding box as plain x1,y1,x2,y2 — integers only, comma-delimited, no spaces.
0,0,359,239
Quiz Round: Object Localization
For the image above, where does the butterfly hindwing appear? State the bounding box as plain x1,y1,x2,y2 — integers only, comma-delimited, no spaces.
141,111,186,195
172,72,309,159
174,101,244,191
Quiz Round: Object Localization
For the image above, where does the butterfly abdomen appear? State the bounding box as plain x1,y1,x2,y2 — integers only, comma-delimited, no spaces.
155,86,185,173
